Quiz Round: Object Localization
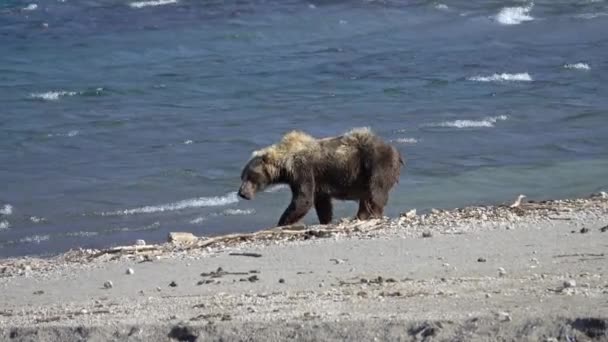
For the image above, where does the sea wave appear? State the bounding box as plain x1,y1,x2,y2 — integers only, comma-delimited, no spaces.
575,12,608,20
30,91,79,101
66,231,99,238
0,220,9,230
391,138,418,144
129,0,178,8
20,234,50,244
222,208,255,216
189,216,206,224
564,63,590,70
265,184,289,193
429,115,508,129
23,4,38,11
47,130,80,138
101,192,238,216
468,73,532,82
1,204,13,216
434,4,448,10
29,216,46,223
494,3,534,25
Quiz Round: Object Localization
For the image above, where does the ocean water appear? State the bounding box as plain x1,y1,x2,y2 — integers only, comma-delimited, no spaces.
1,0,607,258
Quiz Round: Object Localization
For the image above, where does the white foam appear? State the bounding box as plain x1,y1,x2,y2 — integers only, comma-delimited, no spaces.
129,0,178,8
0,204,13,216
435,4,449,10
102,192,238,216
190,216,207,224
431,115,508,129
184,140,193,145
29,216,46,223
392,138,418,144
23,4,38,11
575,12,608,19
468,73,532,82
30,91,78,101
265,184,289,193
66,231,99,237
564,63,590,70
222,208,255,216
0,220,9,230
20,234,50,244
47,130,80,138
495,4,534,25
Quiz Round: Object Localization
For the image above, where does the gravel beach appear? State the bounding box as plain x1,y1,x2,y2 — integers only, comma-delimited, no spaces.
1,194,607,341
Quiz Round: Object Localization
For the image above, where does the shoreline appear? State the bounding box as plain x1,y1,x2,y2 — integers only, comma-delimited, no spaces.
1,192,607,341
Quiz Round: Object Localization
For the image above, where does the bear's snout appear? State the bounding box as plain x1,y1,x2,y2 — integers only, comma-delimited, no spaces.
238,183,254,200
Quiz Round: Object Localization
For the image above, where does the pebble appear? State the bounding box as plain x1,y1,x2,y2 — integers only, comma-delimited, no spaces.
422,231,432,238
278,278,285,284
563,279,576,288
169,281,178,287
80,309,88,315
579,227,589,234
485,293,492,298
498,267,507,277
135,239,146,246
477,257,487,263
126,268,134,275
103,280,113,289
497,311,512,322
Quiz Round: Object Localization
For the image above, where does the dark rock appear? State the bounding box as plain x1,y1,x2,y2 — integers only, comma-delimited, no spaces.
580,227,590,234
169,281,177,287
278,278,285,284
247,275,259,282
477,257,487,262
422,231,432,238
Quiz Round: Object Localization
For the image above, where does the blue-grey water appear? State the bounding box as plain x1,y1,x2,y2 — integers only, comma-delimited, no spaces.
1,0,607,258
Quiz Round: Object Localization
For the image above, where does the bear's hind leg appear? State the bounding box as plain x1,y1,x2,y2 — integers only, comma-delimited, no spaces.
314,193,333,224
356,199,373,220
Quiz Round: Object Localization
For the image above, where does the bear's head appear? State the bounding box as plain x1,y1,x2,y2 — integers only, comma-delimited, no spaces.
238,156,273,200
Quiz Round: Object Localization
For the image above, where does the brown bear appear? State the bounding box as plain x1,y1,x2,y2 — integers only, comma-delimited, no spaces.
237,127,404,226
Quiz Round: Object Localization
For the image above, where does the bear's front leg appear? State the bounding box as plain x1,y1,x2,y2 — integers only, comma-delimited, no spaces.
277,176,314,226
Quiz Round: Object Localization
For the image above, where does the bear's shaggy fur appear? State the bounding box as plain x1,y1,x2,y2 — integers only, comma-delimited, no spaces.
238,128,404,226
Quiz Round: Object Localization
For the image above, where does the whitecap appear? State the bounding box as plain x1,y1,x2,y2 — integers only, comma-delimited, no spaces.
564,63,590,70
435,4,448,10
101,192,239,216
575,12,608,19
30,91,78,101
222,208,255,216
20,234,50,244
0,220,9,230
392,138,418,144
29,216,46,223
184,140,193,145
47,130,80,138
430,115,508,129
23,4,38,11
0,204,13,216
265,184,289,193
66,231,99,237
190,216,207,224
129,0,178,8
495,4,534,25
468,73,532,82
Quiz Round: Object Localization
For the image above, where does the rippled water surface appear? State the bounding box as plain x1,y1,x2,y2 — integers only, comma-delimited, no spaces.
1,0,607,257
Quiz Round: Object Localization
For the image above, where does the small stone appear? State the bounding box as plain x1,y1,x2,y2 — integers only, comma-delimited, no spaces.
599,225,607,233
156,286,162,292
422,231,432,238
135,239,146,246
563,279,576,288
477,257,487,263
485,293,492,298
278,278,285,284
33,290,44,295
169,281,177,287
126,268,134,275
80,309,88,315
497,312,512,322
103,281,113,289
580,227,589,234
248,275,259,282
498,267,507,277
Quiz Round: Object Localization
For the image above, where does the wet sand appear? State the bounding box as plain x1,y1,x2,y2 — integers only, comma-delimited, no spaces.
1,194,607,341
